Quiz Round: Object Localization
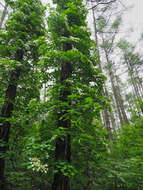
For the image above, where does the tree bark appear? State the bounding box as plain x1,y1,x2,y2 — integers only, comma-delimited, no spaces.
0,51,23,189
114,75,129,124
91,3,113,135
109,108,116,132
0,3,8,30
103,45,128,125
52,44,72,190
134,67,143,96
126,59,143,114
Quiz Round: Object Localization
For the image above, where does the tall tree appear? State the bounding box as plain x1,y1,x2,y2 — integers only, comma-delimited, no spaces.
118,40,143,114
0,0,45,188
96,11,129,125
43,0,104,189
90,0,116,138
88,0,129,130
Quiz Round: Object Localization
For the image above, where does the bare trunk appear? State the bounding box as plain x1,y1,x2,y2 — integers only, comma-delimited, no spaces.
109,108,116,132
103,43,128,125
127,60,143,114
104,87,113,139
104,50,124,125
91,3,113,135
113,84,124,126
115,75,129,124
134,66,143,97
0,3,8,29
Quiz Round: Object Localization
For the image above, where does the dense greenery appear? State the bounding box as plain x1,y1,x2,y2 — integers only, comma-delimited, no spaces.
0,0,143,189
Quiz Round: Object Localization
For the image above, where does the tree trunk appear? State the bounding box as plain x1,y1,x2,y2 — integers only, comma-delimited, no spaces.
126,59,143,114
104,50,124,126
110,72,125,126
52,44,72,190
103,45,128,125
0,3,8,30
109,108,116,132
114,75,129,124
91,3,113,135
0,51,23,189
134,67,143,96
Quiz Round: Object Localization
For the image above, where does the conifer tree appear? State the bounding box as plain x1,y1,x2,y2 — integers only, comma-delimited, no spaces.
118,40,143,114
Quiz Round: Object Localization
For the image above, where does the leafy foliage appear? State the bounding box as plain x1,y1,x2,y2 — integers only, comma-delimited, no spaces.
0,0,143,189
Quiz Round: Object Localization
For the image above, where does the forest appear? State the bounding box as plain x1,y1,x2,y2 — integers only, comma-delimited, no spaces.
0,0,143,189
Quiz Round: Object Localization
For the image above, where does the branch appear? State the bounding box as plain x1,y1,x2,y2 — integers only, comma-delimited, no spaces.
88,0,117,10
118,0,128,9
0,2,5,8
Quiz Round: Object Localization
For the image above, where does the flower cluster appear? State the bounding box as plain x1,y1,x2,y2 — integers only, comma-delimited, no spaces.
29,157,48,173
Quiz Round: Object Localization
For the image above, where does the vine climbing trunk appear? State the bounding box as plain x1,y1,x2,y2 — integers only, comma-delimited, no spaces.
0,51,23,189
52,43,72,190
50,0,95,188
0,0,45,188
